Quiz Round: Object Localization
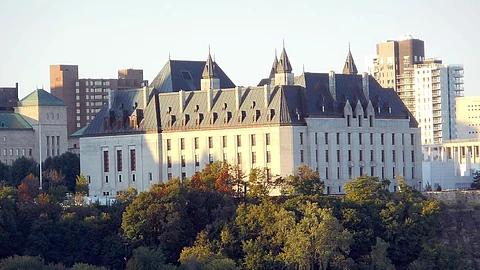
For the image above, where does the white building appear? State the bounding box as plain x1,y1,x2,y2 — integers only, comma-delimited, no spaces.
79,47,423,199
0,89,68,164
455,96,480,140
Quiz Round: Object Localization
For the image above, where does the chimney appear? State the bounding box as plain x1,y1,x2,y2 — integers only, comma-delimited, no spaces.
179,90,186,113
143,86,150,108
264,84,271,108
207,88,213,111
329,71,336,100
362,72,370,99
108,88,115,110
235,86,242,110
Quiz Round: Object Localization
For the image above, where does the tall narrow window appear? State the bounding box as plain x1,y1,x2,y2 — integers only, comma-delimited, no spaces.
402,134,405,145
181,155,186,167
391,134,395,145
300,132,304,145
411,150,415,162
130,149,136,171
411,134,414,145
359,150,363,161
208,137,213,148
381,150,385,162
348,133,351,145
325,167,329,179
252,152,257,164
359,133,362,145
348,150,352,161
103,151,109,172
181,138,185,150
209,154,214,164
251,134,256,146
167,156,172,168
237,135,242,147
370,133,373,145
300,150,304,163
223,136,227,148
325,150,329,163
358,116,362,127
167,139,171,151
369,115,373,127
315,133,318,145
266,133,271,145
325,133,329,145
117,150,122,172
392,150,396,162
336,133,340,145
381,134,384,145
266,151,271,163
237,152,242,164
370,150,374,161
195,154,199,167
194,137,199,149
337,150,340,162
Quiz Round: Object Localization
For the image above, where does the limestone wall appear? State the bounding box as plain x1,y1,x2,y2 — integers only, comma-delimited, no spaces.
425,190,480,207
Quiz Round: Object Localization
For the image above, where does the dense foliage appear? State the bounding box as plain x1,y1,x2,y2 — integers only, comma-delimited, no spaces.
0,161,472,269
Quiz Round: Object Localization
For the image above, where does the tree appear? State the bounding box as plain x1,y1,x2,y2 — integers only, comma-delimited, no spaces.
0,187,21,257
471,171,480,190
17,173,40,202
287,165,324,196
8,157,38,187
71,263,106,270
282,203,353,269
75,173,89,196
370,237,395,270
43,152,80,192
344,175,391,205
126,246,170,270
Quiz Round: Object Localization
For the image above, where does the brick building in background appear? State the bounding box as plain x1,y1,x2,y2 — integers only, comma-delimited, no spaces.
0,82,19,112
50,65,147,150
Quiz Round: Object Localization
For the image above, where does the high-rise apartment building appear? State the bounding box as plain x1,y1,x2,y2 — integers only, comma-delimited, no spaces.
50,65,148,148
369,36,464,144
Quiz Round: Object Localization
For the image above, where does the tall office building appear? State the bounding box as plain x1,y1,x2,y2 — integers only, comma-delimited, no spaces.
0,83,19,112
50,65,148,149
369,36,464,144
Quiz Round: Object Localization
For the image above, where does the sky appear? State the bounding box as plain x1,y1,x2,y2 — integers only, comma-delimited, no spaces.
0,0,479,99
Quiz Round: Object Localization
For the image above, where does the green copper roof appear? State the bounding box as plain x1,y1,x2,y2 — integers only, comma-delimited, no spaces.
18,89,64,107
0,113,33,130
71,125,88,137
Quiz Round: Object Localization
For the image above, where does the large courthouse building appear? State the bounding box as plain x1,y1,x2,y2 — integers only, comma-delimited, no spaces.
78,47,423,199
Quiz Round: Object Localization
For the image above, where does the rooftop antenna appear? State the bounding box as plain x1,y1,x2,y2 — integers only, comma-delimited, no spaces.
282,39,285,49
168,52,171,60
208,44,211,55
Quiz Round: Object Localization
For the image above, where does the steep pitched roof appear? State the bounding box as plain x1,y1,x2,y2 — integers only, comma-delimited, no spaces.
269,51,279,79
277,47,293,73
149,60,235,95
202,53,216,79
18,89,64,107
342,46,358,75
0,113,33,130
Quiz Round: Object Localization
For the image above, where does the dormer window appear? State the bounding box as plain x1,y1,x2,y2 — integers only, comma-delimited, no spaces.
194,105,199,112
251,101,256,109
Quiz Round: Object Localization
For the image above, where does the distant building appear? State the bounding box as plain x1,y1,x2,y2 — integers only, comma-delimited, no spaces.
49,65,148,151
78,47,423,200
0,83,19,112
455,97,480,140
0,89,68,164
369,36,464,144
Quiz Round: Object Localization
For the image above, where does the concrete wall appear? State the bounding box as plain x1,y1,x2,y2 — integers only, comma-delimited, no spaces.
425,190,480,207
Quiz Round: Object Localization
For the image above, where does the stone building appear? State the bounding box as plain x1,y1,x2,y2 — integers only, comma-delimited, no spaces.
79,47,423,200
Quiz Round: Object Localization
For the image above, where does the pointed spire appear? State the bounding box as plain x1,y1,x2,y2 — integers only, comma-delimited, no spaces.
202,48,216,79
343,43,358,75
269,49,279,79
276,43,292,74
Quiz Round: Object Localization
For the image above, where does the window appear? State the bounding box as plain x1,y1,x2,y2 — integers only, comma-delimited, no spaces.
370,133,373,145
360,167,364,176
251,134,256,146
132,174,136,182
336,133,340,145
266,151,271,163
195,155,200,166
381,150,385,162
181,138,185,150
381,134,384,145
359,133,362,145
222,136,227,148
382,167,385,179
181,173,186,181
130,149,136,171
22,149,25,156
391,134,395,145
358,116,362,127
359,150,363,161
300,150,304,163
252,152,257,164
315,133,318,145
266,133,271,145
315,150,318,162
103,151,109,172
369,115,374,127
325,150,329,162
209,154,214,164
87,176,91,184
402,134,405,145
392,150,396,162
181,155,186,167
370,167,374,177
105,175,109,183
337,150,340,162
223,153,228,162
117,150,122,171
194,137,199,149
237,135,242,147
29,149,32,156
167,139,171,151
412,167,415,178
393,167,395,177
325,167,329,179
325,133,329,144
168,173,172,180
300,132,304,145
347,115,351,127
167,156,172,168
208,137,213,148
411,150,415,162
237,152,242,164
337,167,340,179
371,150,374,161
149,173,152,181
348,133,351,145
348,150,352,161
118,175,122,182
411,134,414,145
348,167,352,178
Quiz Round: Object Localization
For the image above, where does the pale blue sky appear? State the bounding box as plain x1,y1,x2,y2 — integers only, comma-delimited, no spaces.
0,0,478,99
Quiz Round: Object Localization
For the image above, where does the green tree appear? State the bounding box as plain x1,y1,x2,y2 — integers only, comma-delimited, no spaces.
344,175,391,205
282,203,353,270
287,165,324,196
409,241,471,270
8,156,38,187
71,263,107,270
370,237,395,270
43,152,80,192
126,246,171,270
0,187,21,257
